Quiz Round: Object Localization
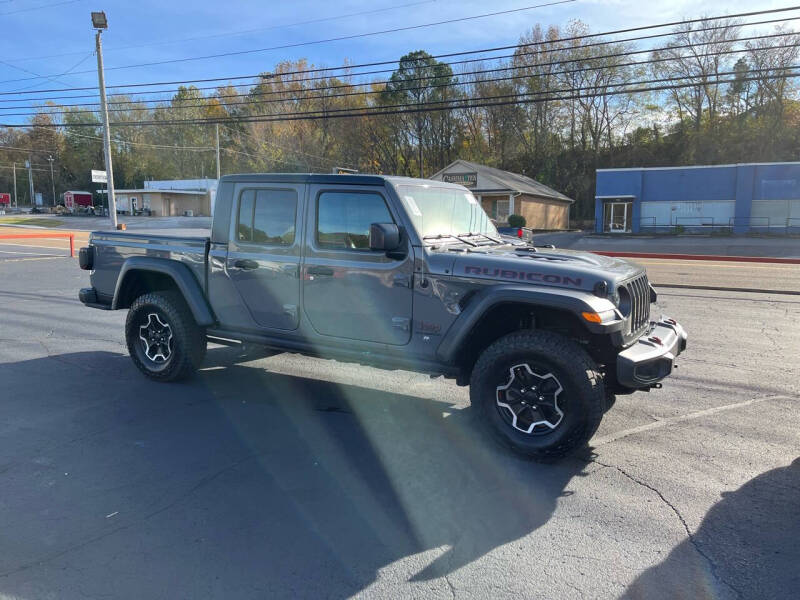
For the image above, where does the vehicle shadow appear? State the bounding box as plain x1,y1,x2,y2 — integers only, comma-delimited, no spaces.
622,458,800,600
0,348,591,599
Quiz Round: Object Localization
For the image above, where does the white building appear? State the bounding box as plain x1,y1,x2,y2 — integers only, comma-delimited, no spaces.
145,178,218,214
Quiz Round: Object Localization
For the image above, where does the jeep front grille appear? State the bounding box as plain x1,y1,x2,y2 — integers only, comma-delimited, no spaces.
625,273,651,335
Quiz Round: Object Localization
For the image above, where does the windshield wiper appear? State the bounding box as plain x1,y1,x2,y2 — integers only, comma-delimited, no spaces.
456,232,503,245
422,233,478,247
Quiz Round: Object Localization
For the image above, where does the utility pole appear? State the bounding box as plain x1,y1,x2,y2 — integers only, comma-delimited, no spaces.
92,11,117,229
12,162,17,210
215,123,221,180
48,155,56,205
26,157,34,208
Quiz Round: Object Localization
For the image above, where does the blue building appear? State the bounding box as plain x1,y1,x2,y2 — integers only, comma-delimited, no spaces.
595,162,800,234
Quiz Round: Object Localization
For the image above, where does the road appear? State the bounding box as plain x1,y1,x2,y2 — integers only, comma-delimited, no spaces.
0,249,797,599
634,257,800,293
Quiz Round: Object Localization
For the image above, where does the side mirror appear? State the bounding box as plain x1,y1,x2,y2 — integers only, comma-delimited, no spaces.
369,223,401,252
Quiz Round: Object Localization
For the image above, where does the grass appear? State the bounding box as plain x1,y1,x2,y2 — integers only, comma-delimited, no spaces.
0,217,65,227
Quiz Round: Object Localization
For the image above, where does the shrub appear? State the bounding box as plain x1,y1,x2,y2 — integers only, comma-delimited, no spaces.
508,214,526,227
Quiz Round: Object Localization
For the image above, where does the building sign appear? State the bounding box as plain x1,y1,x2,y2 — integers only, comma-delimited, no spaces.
442,172,477,187
0,193,10,205
91,169,108,184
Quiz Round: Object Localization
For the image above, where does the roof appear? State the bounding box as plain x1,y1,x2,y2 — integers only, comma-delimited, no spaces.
220,173,390,186
430,160,574,203
597,161,800,172
218,172,466,190
114,188,208,195
144,178,218,191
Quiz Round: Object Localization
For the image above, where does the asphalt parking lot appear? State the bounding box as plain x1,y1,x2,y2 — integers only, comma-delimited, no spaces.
0,248,798,599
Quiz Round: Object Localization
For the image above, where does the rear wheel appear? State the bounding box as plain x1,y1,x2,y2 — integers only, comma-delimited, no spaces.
469,330,606,459
125,291,206,382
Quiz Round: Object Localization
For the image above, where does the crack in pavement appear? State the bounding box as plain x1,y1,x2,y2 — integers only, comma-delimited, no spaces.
591,458,743,600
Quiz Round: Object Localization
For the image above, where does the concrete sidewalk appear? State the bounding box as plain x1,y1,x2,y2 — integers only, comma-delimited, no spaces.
535,231,800,258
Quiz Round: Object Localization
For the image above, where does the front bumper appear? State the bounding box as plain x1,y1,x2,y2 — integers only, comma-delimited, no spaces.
616,316,687,389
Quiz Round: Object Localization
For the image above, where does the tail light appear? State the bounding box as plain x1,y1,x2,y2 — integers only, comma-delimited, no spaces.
517,228,523,238
79,246,94,270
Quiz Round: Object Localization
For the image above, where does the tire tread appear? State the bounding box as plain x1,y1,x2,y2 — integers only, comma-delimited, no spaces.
469,330,605,459
125,291,206,382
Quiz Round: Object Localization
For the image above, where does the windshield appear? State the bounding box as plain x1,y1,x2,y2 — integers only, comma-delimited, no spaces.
396,184,498,239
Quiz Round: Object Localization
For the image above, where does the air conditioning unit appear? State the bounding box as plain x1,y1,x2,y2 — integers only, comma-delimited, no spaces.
183,210,194,217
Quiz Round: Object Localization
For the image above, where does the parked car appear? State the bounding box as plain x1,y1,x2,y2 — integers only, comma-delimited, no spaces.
78,173,686,459
496,225,534,243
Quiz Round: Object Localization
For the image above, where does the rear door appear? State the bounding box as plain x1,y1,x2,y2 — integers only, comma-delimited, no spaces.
302,184,413,345
226,184,304,331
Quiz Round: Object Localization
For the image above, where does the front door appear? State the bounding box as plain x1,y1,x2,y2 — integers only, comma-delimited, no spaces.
226,184,303,331
605,202,632,233
303,185,414,345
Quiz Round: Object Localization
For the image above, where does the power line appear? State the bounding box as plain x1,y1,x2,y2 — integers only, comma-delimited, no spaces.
221,122,351,168
0,0,441,65
0,145,56,153
0,0,83,16
0,5,795,95
3,25,797,117
62,128,216,151
8,67,799,129
0,0,576,85
6,34,798,119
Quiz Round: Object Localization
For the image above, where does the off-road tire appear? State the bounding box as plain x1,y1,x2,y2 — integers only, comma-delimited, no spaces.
125,291,206,382
469,330,606,460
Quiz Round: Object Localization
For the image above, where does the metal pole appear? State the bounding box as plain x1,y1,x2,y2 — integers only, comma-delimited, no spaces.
48,155,56,205
215,123,221,180
95,28,117,229
27,157,34,208
12,162,17,210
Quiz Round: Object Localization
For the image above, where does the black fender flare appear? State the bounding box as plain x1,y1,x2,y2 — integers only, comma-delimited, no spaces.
112,257,216,327
435,285,620,363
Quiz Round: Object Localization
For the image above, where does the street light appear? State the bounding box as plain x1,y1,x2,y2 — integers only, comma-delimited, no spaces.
91,11,107,29
93,11,118,228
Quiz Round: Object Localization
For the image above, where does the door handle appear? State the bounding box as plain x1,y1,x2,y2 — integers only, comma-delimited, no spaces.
233,259,259,270
307,266,334,276
281,264,299,278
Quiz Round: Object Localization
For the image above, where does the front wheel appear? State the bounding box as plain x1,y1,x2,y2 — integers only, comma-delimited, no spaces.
469,330,606,459
125,291,206,382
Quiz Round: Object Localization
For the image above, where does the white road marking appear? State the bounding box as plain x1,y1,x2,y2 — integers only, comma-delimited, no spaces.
0,243,72,251
0,256,69,262
0,249,62,255
593,395,792,446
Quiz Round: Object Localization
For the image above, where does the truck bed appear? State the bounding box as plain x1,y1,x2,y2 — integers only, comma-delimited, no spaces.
89,230,210,302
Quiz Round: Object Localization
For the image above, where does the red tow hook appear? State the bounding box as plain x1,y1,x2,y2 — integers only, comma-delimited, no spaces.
648,336,663,345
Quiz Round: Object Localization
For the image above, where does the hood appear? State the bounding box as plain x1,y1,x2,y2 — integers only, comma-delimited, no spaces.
443,244,643,293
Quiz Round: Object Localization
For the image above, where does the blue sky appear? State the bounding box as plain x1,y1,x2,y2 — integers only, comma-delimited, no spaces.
0,0,793,112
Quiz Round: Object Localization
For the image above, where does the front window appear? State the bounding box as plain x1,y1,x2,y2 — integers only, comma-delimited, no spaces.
396,184,498,239
317,191,394,250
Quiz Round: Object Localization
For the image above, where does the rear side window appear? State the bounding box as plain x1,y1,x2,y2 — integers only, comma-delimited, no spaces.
317,191,393,250
237,189,297,245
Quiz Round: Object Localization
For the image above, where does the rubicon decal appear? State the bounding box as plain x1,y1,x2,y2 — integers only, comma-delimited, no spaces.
464,265,583,287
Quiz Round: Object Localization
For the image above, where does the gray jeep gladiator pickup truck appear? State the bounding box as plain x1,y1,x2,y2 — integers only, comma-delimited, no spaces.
78,173,686,458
